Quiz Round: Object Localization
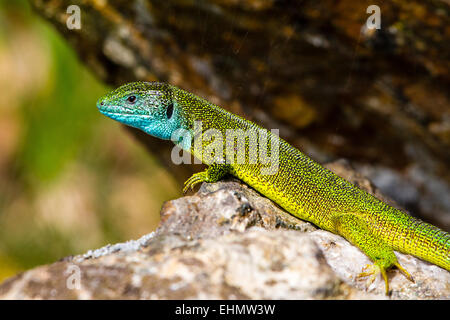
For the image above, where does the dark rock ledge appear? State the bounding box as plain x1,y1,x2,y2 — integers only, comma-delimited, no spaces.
0,160,448,300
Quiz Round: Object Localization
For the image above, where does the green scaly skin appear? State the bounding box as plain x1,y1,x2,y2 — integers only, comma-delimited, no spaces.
97,82,450,295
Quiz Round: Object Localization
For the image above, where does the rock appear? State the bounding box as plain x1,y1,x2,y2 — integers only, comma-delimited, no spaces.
0,160,448,299
0,229,372,300
157,179,315,239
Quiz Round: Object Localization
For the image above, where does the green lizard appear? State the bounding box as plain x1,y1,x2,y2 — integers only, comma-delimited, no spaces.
97,81,449,295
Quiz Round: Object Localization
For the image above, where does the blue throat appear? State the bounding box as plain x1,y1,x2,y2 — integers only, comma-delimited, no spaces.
97,102,183,142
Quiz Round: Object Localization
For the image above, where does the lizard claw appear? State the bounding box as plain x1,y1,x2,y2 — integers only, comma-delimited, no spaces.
183,172,208,194
394,262,414,283
357,264,379,285
356,263,390,295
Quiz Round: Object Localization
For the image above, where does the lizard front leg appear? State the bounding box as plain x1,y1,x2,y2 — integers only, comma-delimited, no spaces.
332,213,414,295
183,163,232,193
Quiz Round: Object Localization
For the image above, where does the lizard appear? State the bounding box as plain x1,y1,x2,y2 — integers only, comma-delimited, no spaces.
97,81,450,295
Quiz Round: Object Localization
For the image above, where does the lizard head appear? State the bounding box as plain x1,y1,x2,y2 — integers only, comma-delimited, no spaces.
97,81,180,140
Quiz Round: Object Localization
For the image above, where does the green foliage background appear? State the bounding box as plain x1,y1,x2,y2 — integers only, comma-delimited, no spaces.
0,0,178,281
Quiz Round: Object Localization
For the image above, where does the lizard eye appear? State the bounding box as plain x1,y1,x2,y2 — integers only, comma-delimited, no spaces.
126,95,136,104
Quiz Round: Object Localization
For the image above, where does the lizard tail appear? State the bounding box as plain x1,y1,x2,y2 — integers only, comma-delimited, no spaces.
392,216,450,271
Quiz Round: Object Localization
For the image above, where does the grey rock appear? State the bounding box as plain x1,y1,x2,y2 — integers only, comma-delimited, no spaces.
0,160,448,299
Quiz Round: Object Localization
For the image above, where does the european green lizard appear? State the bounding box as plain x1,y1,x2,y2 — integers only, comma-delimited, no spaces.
97,81,449,295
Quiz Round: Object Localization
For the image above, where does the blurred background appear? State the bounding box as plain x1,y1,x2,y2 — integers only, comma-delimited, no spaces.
0,0,178,281
1,0,449,283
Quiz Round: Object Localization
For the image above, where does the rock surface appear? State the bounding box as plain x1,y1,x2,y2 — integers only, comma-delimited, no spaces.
1,160,448,300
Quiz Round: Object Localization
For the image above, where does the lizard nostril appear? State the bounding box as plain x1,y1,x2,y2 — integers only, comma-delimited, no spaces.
100,101,104,106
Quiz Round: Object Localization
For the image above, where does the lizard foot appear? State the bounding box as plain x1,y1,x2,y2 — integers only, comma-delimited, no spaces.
333,213,414,296
183,171,208,194
356,261,414,295
357,263,388,294
183,164,232,194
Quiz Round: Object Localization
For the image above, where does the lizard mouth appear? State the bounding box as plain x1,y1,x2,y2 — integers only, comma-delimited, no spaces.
100,110,150,118
98,110,152,129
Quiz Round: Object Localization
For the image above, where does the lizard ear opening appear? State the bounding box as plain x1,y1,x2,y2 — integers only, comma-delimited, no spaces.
166,101,174,119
